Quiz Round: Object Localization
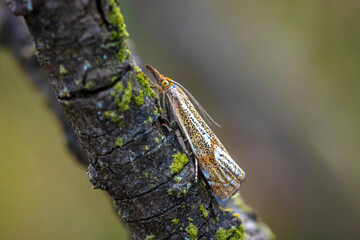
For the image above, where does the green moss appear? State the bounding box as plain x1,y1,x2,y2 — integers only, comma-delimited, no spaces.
104,111,118,122
116,48,131,63
105,80,131,123
112,76,118,82
215,226,245,240
188,217,193,222
133,90,144,106
167,189,173,196
155,137,160,143
145,234,155,240
112,81,124,95
64,100,70,106
108,0,129,39
154,106,159,115
59,64,68,74
169,151,188,175
144,145,150,151
74,79,80,86
112,81,132,111
185,223,198,240
172,218,179,225
84,81,94,89
108,0,130,63
173,176,182,184
199,205,209,218
135,66,157,100
115,137,123,147
143,171,149,178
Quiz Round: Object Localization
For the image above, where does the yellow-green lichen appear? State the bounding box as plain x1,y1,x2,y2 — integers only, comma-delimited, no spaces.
144,145,150,151
185,223,198,240
112,81,132,111
155,137,160,143
108,0,130,63
135,66,157,99
215,226,245,240
133,90,144,106
233,213,241,221
169,152,188,175
84,81,94,89
108,0,129,38
112,81,124,95
199,205,209,218
172,218,179,225
143,171,149,178
145,234,155,240
154,106,159,115
167,189,173,196
173,176,182,184
104,111,118,122
115,137,123,147
188,217,194,222
117,48,131,63
59,64,68,74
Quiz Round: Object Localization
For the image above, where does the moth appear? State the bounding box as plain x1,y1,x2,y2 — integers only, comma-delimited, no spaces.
145,64,245,200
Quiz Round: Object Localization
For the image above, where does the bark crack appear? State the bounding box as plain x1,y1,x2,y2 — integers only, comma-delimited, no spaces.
125,192,201,223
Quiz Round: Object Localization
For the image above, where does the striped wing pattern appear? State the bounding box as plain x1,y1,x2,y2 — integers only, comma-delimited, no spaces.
167,87,245,200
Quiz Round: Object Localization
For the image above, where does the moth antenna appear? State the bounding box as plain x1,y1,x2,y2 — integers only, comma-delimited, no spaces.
172,80,221,128
143,64,163,91
145,64,164,85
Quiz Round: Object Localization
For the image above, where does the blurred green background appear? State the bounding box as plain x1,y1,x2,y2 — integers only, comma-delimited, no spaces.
1,0,360,239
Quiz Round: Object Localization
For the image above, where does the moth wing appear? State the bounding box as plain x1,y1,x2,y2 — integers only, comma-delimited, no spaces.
202,145,245,200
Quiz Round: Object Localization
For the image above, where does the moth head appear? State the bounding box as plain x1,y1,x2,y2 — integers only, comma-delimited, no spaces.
145,64,174,91
161,77,174,90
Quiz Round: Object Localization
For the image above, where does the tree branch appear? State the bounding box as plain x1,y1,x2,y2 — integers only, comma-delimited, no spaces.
2,0,275,239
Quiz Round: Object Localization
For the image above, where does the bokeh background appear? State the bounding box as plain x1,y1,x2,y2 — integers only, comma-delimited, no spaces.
1,0,360,239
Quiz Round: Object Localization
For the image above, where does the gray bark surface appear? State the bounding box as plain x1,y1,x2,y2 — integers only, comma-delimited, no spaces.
2,1,275,239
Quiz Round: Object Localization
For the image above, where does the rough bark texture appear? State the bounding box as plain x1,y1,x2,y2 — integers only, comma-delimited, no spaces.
2,0,275,239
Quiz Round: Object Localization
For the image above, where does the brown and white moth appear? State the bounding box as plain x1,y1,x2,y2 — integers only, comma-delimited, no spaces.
146,64,245,200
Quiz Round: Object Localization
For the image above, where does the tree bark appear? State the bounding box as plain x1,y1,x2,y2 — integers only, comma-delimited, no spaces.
2,0,275,239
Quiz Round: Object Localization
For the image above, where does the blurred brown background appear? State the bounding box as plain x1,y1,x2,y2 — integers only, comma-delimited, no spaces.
1,0,360,239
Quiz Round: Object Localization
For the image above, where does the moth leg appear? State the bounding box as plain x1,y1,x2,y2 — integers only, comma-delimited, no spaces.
174,129,188,154
161,123,172,133
165,94,177,125
174,129,198,181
